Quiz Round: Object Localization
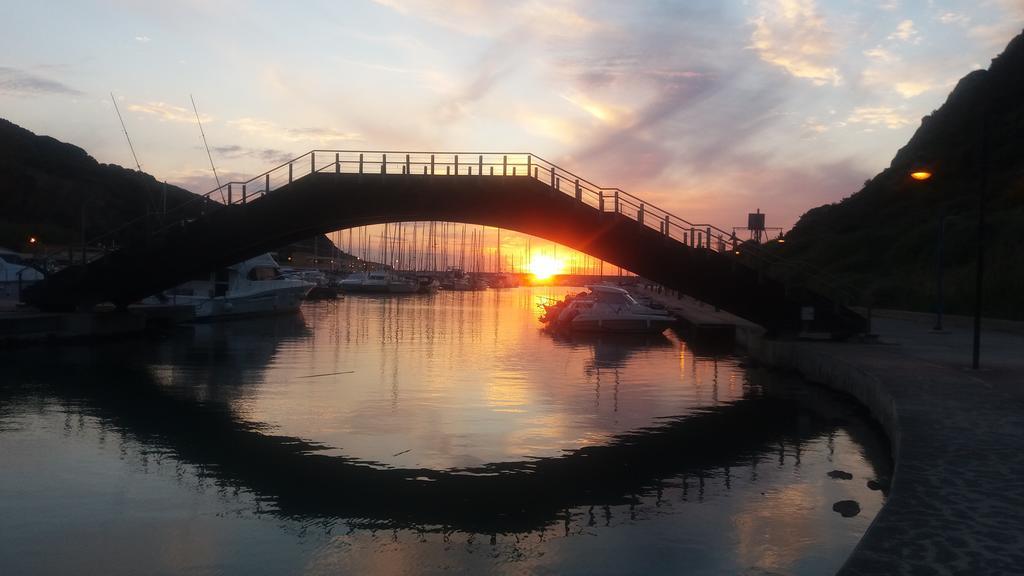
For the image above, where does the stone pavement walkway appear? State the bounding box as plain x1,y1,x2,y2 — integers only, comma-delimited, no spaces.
751,310,1024,575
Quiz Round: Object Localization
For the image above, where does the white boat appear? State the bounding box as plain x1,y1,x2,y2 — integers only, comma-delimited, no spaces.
151,254,313,320
0,249,44,301
339,270,418,294
548,285,675,333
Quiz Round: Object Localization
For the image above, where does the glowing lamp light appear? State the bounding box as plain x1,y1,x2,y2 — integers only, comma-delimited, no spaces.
910,171,933,181
28,236,37,244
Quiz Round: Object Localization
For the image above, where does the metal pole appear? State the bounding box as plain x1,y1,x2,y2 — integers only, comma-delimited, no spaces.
503,155,507,176
265,173,270,194
311,152,315,174
479,155,483,175
972,103,990,370
935,199,945,331
242,184,247,204
227,183,232,205
406,154,410,174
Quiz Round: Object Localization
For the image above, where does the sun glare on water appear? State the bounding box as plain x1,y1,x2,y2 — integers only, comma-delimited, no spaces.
529,254,565,281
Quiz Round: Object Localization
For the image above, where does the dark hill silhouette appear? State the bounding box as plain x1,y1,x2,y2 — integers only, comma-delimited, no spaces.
0,119,345,264
0,118,198,251
779,30,1024,320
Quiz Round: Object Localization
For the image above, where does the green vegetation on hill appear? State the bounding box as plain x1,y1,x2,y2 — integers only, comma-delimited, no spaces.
778,30,1024,320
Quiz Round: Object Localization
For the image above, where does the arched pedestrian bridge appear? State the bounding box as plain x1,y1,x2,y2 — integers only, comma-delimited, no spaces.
25,151,864,335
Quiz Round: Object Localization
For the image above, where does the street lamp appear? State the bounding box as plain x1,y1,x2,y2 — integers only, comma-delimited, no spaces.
909,166,944,331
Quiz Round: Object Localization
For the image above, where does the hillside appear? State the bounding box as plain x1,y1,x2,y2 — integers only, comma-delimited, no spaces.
0,119,348,265
0,118,198,251
779,30,1024,320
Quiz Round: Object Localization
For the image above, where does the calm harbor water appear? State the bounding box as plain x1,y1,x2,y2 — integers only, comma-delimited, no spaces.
0,287,891,575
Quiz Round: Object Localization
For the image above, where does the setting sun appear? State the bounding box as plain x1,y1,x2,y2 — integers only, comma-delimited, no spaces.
528,254,565,281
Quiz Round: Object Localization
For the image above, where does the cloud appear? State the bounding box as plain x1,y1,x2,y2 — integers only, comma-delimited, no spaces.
749,0,842,86
0,66,82,96
435,31,520,122
559,92,633,126
228,117,362,144
127,101,210,123
846,106,913,129
888,20,919,44
937,12,970,26
372,0,601,40
211,144,295,165
135,35,151,43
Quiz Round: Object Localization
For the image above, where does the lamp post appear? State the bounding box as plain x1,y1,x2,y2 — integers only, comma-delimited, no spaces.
909,168,944,331
971,102,991,370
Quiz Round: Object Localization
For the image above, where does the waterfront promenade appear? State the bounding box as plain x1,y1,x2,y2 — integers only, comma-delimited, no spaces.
749,310,1024,575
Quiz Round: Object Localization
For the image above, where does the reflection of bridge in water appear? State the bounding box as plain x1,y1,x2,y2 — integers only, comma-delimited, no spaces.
0,328,888,536
26,151,863,335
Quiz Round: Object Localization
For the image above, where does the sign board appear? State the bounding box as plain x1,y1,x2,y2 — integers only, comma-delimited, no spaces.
748,212,766,231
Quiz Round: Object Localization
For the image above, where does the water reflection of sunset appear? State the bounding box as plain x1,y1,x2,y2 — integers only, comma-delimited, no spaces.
233,287,749,469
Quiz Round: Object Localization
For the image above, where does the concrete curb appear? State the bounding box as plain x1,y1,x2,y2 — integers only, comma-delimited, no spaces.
740,329,1024,575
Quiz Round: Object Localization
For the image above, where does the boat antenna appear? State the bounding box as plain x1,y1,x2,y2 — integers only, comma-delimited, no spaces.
190,94,224,200
110,93,142,173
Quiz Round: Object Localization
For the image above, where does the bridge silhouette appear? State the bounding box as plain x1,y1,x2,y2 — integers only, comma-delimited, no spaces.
25,151,863,334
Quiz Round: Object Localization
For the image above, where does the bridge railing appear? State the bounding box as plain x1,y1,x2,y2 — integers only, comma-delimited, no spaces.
55,149,856,304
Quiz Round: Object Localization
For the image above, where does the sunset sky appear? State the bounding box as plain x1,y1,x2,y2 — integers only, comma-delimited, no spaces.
2,1,1022,231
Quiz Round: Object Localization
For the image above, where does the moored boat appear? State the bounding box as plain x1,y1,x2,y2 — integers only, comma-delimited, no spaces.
541,285,675,333
147,254,313,320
